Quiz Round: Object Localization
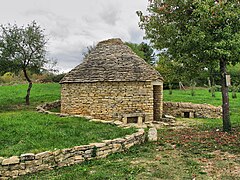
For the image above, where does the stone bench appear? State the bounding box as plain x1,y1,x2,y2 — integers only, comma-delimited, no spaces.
122,113,144,126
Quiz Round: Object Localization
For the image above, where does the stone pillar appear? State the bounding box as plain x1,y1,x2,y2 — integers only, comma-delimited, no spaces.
122,117,127,124
137,116,143,126
189,112,194,118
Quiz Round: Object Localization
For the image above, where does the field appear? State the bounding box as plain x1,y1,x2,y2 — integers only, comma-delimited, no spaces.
0,83,135,157
1,83,240,179
163,89,240,127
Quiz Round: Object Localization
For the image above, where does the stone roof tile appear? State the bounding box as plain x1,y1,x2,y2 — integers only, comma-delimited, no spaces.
60,38,163,83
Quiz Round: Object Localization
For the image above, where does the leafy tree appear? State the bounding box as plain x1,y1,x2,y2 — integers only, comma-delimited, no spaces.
138,0,240,132
0,21,48,105
0,58,19,75
125,42,155,65
228,63,240,85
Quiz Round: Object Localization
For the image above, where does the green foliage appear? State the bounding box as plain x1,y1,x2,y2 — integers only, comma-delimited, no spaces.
230,84,240,99
138,0,240,65
0,72,14,83
0,59,19,75
125,42,155,65
138,0,240,80
0,21,49,105
139,0,240,131
228,63,240,85
0,21,48,73
51,73,65,82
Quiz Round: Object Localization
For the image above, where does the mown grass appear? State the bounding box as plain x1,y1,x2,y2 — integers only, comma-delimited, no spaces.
0,111,135,157
164,88,240,128
0,83,135,157
1,84,239,179
0,83,61,112
19,143,210,180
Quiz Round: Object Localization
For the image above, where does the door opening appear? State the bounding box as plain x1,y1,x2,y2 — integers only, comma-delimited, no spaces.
153,85,161,121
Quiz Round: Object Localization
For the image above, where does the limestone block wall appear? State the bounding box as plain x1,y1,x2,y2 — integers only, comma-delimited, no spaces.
61,82,155,122
0,129,145,179
163,102,222,119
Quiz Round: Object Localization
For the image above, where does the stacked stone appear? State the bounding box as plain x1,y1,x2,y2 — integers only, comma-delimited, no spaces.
60,38,163,83
36,100,61,112
61,82,155,122
0,129,145,179
59,38,164,123
153,85,163,121
163,102,222,119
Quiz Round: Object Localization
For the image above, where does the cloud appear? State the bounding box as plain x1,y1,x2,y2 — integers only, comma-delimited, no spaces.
0,0,149,72
99,4,120,26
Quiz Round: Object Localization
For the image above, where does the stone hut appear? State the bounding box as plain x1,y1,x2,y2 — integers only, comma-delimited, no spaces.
60,38,163,123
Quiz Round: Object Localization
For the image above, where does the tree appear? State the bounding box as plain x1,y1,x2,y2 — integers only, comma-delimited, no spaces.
0,21,48,105
0,58,19,75
125,42,155,65
138,0,240,132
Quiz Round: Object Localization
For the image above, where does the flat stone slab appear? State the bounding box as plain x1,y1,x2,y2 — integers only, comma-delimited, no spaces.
2,156,20,165
20,153,35,161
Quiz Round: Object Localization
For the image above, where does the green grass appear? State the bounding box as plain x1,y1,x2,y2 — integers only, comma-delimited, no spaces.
19,143,210,180
164,88,240,128
1,84,239,179
0,111,135,157
0,83,61,112
0,83,135,157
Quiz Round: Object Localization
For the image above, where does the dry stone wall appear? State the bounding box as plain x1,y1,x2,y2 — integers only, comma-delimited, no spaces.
61,82,155,122
0,129,145,179
163,102,222,119
0,103,146,179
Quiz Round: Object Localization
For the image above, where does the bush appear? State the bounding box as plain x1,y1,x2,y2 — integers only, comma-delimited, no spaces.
52,73,65,82
1,72,14,83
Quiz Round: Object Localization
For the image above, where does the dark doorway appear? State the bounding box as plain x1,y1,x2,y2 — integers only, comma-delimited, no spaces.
184,112,190,118
127,117,138,123
153,85,161,121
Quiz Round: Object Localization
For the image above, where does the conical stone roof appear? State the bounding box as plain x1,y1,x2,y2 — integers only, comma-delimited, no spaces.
60,38,163,83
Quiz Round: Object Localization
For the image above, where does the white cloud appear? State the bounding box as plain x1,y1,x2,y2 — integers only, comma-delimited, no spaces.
0,0,148,73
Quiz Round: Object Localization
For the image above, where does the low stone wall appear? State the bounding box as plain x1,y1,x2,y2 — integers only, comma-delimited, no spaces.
163,102,222,119
0,102,145,179
38,100,61,111
0,130,145,179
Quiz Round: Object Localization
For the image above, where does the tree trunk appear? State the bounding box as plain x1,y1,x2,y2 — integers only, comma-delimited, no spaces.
23,68,32,105
220,59,231,132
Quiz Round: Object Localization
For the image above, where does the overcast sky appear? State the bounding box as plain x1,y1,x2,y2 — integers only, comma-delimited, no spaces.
0,0,148,72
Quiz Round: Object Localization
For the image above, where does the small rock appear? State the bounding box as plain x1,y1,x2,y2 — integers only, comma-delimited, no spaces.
113,121,123,126
164,115,176,119
148,128,158,142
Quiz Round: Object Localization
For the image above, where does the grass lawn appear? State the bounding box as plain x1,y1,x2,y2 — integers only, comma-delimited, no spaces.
164,89,240,128
0,83,135,158
1,84,239,179
0,83,60,112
